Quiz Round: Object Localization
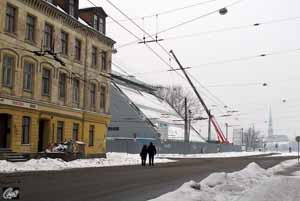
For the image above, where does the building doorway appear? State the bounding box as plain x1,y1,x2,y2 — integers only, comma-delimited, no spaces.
0,114,12,148
38,120,50,152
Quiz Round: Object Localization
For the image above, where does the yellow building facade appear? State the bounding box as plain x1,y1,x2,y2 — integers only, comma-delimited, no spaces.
0,0,115,157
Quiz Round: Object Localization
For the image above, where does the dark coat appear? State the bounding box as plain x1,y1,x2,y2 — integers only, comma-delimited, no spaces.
140,146,148,159
147,143,156,156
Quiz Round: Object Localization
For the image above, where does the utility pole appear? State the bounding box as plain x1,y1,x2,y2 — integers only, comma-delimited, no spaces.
184,97,189,142
241,128,244,145
225,123,228,141
208,110,211,142
188,110,192,137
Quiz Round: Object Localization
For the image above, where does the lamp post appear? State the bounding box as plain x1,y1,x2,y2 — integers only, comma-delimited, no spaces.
296,136,300,165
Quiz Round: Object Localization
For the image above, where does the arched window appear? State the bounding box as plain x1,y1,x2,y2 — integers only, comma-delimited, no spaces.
2,54,15,88
90,82,96,109
23,61,35,92
100,84,106,112
72,78,80,107
42,68,51,96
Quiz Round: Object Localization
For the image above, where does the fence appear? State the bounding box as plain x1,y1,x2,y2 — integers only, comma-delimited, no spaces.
106,139,241,154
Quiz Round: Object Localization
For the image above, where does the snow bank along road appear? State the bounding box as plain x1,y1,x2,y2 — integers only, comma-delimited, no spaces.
0,155,297,201
150,159,300,201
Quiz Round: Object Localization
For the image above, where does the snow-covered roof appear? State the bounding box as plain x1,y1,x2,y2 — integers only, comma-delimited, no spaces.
115,83,205,142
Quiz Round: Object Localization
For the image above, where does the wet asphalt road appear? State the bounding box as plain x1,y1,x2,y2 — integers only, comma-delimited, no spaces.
0,155,296,201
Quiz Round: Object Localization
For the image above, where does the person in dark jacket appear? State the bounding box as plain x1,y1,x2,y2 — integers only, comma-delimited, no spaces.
140,145,148,166
147,142,157,166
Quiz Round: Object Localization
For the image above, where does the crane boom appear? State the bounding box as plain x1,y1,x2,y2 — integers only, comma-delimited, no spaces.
169,50,227,143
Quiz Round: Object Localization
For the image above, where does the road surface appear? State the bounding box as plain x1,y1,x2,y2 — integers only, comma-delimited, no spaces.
0,155,296,201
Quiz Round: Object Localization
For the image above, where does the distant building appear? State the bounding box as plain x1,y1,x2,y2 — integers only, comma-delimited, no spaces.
0,0,115,157
264,107,289,150
232,128,243,145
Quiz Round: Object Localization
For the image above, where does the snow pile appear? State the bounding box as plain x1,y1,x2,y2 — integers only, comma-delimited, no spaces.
235,176,300,201
149,160,299,201
158,151,270,159
0,153,175,173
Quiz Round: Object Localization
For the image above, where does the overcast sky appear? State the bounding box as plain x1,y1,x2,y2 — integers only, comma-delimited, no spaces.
80,0,300,141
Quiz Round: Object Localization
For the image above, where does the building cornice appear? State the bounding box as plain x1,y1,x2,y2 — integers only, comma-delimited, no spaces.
18,0,116,47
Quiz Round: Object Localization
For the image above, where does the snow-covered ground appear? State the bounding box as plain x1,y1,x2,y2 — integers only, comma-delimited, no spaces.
157,151,271,158
265,151,300,157
149,159,300,201
1,151,298,174
0,153,174,173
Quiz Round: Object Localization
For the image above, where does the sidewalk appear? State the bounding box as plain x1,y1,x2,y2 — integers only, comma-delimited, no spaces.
275,163,300,176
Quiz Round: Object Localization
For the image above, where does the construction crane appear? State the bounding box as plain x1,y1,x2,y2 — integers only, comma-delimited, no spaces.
170,50,228,144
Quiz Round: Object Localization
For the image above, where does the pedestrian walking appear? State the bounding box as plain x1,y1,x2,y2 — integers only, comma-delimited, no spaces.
147,142,156,166
140,145,148,166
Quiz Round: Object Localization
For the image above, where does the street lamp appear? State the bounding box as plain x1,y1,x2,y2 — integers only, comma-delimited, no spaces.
219,7,228,15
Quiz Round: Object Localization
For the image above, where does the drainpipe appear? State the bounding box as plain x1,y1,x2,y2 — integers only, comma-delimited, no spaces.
81,35,89,143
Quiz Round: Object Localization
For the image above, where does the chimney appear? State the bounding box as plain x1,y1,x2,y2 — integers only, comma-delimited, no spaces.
79,7,107,35
55,0,79,19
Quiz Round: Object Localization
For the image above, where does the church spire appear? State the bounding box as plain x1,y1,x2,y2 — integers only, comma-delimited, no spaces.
268,107,274,137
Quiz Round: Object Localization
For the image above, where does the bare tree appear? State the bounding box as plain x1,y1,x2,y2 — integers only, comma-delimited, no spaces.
155,85,202,117
243,126,262,151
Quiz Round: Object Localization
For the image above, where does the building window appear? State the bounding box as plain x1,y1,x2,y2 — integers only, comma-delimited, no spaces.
100,85,106,112
57,121,64,143
22,117,30,144
101,51,107,72
59,73,66,99
5,4,17,33
89,125,94,146
93,15,105,34
2,55,14,87
92,46,97,67
69,0,75,17
44,23,53,51
90,83,96,109
23,62,34,91
25,15,36,42
99,17,105,34
42,68,51,96
72,78,80,106
73,123,79,141
93,15,98,30
75,39,81,61
108,127,120,131
61,31,68,56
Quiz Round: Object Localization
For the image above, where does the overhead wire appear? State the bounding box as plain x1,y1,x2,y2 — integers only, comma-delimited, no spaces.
110,58,228,117
159,15,300,41
102,0,235,111
112,62,133,76
116,0,245,49
87,0,236,120
107,0,219,23
124,46,300,76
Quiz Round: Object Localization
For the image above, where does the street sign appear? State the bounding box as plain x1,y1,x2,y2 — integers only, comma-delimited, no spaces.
296,136,300,142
